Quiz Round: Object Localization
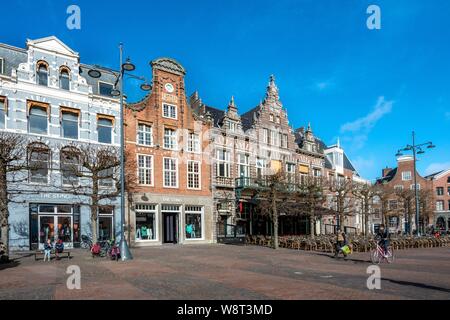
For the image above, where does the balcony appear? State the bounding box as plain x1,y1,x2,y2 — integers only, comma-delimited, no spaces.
235,177,261,189
215,176,235,188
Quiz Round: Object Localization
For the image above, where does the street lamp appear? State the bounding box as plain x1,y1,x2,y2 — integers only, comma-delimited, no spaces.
395,131,435,237
87,43,151,261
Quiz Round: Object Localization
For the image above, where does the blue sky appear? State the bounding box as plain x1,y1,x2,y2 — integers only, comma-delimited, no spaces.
2,0,449,180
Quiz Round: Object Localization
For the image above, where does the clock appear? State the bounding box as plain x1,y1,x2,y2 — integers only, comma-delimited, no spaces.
165,83,174,93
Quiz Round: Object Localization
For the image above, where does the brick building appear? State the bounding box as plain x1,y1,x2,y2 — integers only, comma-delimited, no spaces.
426,169,450,233
377,155,433,234
124,58,214,246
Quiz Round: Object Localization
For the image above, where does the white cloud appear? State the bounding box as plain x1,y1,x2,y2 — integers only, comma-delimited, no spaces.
339,96,393,150
425,162,450,176
352,156,375,173
340,96,393,133
312,79,334,91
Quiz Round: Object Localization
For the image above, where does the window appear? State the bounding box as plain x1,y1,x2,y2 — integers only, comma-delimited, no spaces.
389,216,398,228
29,104,48,134
238,154,250,178
99,168,114,188
187,160,201,189
227,121,237,132
0,97,6,129
138,155,153,185
98,206,114,241
97,116,113,144
99,82,114,97
436,200,444,211
59,68,70,90
389,200,398,210
61,110,79,139
402,171,412,181
217,149,231,177
37,62,48,86
185,206,203,239
437,187,444,196
163,158,178,188
163,104,177,119
61,148,80,186
313,168,322,177
187,133,200,153
278,132,283,147
263,128,269,144
135,204,156,241
394,185,404,192
448,187,450,196
270,131,276,147
276,116,280,124
137,123,152,146
282,134,288,148
448,200,450,211
410,184,421,191
28,144,50,184
286,163,296,183
447,176,450,184
269,114,274,122
0,58,4,74
164,128,177,150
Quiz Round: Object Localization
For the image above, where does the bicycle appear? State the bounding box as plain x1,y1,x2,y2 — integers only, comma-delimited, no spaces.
80,235,93,249
370,240,394,264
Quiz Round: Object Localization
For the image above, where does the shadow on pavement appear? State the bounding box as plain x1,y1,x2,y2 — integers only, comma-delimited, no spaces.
315,253,371,264
382,278,450,293
0,260,20,271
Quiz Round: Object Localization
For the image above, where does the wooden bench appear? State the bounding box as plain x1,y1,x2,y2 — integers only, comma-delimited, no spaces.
34,250,72,261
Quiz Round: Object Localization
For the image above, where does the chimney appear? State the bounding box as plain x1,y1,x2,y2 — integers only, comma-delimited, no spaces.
382,167,392,177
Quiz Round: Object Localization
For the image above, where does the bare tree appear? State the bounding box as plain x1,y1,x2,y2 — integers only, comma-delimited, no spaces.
373,183,393,227
353,182,377,237
124,147,138,244
296,175,327,239
395,188,415,236
62,143,121,243
0,132,35,258
327,176,355,232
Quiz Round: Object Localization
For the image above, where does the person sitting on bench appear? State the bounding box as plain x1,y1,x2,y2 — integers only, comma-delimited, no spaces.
55,239,64,260
43,239,53,262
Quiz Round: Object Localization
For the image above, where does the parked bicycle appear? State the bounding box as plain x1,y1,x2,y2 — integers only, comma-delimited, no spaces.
370,240,394,264
80,235,93,249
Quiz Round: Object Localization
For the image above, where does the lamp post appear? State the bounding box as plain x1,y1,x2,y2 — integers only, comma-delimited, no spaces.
88,43,151,261
395,131,435,236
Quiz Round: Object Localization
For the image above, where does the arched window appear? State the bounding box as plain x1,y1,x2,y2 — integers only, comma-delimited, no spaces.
60,146,80,186
59,67,70,90
28,143,50,184
37,61,48,86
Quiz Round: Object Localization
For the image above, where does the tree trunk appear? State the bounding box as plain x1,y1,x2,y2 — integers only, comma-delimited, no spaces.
91,175,99,243
310,209,315,239
0,163,9,258
364,199,370,237
271,192,279,250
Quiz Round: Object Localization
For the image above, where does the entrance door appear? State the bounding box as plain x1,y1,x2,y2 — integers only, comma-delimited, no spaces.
163,213,178,244
38,215,73,249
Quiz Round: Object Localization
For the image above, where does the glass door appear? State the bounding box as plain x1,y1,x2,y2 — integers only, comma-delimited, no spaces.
57,216,73,249
39,216,55,250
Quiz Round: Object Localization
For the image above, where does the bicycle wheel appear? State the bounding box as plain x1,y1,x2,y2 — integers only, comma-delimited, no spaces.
80,241,89,249
370,249,380,264
386,248,394,264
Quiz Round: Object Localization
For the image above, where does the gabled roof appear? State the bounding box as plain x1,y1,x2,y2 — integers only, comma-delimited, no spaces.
27,36,79,57
343,153,356,172
376,167,398,184
425,168,450,180
240,106,259,131
204,105,225,127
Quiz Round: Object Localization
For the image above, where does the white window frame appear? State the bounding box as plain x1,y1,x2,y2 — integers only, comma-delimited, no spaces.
184,206,204,241
263,128,269,144
137,123,153,146
187,132,200,153
135,204,158,242
162,103,177,120
238,153,250,178
436,201,444,211
216,149,231,178
410,184,421,191
163,128,177,150
187,160,201,190
137,154,154,186
163,157,178,188
402,171,412,181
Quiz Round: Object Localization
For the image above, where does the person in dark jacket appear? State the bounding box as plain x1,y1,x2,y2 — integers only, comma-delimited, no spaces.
55,239,64,260
334,229,347,258
376,224,389,257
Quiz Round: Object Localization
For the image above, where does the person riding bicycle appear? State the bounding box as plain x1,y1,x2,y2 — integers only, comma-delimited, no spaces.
334,229,348,258
376,224,389,257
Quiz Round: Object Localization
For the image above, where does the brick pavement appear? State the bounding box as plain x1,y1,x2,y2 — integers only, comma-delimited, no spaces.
0,245,449,300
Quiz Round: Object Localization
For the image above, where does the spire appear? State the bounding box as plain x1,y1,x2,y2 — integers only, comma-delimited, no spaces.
227,95,237,112
306,122,312,132
265,74,279,102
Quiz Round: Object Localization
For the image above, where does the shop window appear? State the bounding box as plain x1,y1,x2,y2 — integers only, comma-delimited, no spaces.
28,143,50,184
29,103,49,134
61,109,79,139
185,206,203,239
97,115,114,144
98,206,114,241
37,61,48,86
135,204,156,241
59,68,70,90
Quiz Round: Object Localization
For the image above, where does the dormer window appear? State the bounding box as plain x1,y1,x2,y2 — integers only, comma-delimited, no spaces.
59,67,70,90
37,61,49,86
227,121,237,132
